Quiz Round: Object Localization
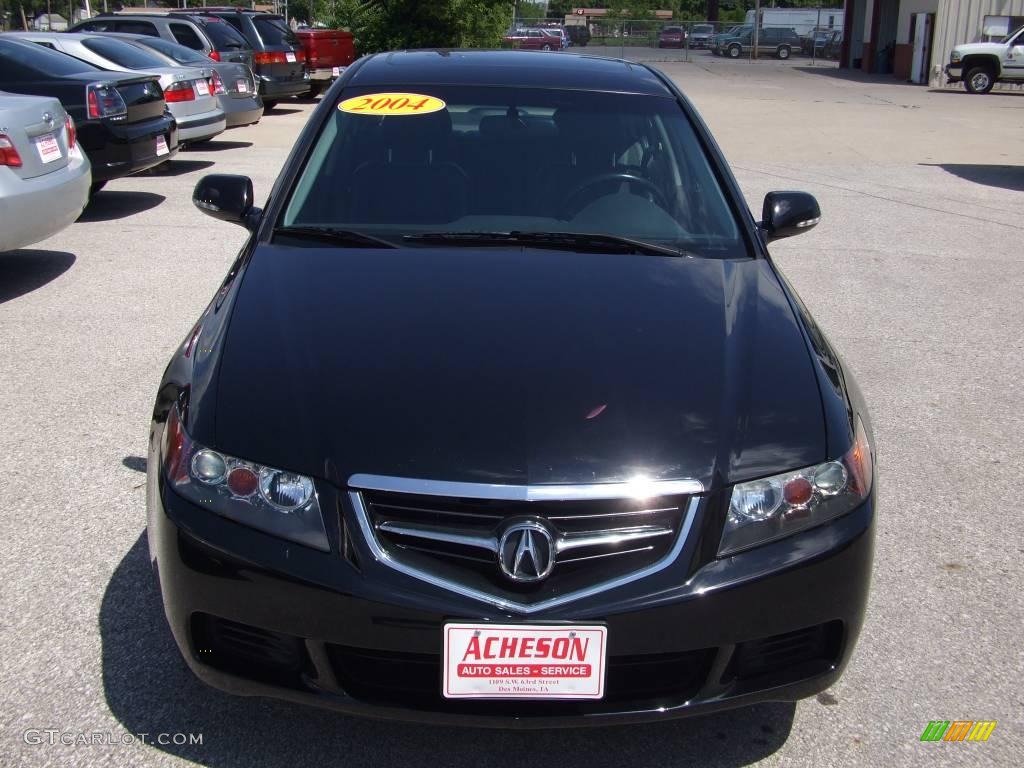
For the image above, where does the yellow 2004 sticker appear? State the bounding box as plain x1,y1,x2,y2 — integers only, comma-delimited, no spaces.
339,93,446,116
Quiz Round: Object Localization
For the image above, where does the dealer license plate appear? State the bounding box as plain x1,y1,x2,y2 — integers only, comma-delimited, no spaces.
34,132,61,164
332,66,341,77
155,135,169,157
195,79,210,97
236,79,249,93
443,623,606,699
285,51,297,63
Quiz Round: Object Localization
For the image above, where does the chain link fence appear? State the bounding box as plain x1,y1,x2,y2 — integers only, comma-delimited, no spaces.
505,18,843,68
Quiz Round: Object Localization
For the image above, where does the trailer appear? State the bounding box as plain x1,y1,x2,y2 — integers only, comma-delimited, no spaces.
745,8,844,37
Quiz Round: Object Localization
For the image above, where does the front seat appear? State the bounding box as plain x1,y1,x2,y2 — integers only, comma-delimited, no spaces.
350,110,467,226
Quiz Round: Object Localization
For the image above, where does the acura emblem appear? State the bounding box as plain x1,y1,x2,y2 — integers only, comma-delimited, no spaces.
498,521,555,583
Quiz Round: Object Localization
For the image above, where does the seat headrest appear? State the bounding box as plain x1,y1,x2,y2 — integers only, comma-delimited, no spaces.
478,114,528,141
378,109,452,146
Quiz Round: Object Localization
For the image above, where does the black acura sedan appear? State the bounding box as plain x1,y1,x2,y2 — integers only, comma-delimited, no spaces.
148,50,875,727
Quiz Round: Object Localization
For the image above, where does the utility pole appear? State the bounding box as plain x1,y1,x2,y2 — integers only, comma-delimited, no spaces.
752,0,760,60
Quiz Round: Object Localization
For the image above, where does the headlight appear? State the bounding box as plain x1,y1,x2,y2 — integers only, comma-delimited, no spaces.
951,51,961,63
719,418,872,556
161,407,329,551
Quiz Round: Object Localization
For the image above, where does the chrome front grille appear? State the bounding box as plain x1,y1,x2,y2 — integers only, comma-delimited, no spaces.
347,475,703,613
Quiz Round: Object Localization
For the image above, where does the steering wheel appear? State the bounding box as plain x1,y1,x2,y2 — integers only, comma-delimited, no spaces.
561,173,669,219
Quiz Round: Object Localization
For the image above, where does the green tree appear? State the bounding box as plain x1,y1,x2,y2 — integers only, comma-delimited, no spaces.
342,0,511,53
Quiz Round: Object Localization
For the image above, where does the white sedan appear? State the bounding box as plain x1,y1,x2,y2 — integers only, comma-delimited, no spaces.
0,91,91,253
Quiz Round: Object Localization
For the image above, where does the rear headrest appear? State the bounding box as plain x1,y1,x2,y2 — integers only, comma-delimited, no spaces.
378,109,453,148
553,109,596,138
478,114,528,141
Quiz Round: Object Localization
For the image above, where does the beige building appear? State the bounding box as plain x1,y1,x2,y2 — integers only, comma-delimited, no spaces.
841,0,1024,84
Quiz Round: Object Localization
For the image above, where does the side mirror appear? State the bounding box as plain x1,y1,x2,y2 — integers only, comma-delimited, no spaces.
192,174,260,230
760,191,821,242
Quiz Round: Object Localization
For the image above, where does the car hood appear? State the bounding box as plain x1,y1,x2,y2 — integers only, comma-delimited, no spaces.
953,42,1006,56
212,246,826,490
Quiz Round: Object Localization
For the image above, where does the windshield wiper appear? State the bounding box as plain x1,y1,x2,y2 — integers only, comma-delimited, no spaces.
272,225,398,249
403,231,686,258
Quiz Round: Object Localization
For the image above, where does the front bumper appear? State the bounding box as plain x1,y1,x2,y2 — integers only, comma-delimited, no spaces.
148,465,875,728
0,146,91,252
945,63,963,82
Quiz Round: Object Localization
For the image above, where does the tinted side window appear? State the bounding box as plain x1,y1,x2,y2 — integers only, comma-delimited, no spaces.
221,16,246,34
170,22,205,50
200,19,250,49
115,20,159,36
253,17,297,46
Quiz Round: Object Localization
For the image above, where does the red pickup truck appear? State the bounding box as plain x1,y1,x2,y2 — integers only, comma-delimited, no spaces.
294,28,355,94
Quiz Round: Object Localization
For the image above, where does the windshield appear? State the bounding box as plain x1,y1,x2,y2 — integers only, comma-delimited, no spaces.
1002,26,1024,44
137,37,210,65
282,86,745,257
82,37,168,69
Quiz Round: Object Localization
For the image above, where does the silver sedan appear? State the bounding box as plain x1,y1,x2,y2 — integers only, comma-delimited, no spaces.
105,33,264,129
0,91,91,253
7,32,226,144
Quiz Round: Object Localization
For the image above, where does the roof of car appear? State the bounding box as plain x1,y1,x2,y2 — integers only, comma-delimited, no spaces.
347,50,672,96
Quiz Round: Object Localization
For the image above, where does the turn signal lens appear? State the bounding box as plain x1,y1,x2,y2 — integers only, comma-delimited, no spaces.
226,466,259,497
86,83,128,120
64,115,77,151
210,71,226,95
163,81,196,103
160,407,328,550
0,134,22,168
720,418,873,556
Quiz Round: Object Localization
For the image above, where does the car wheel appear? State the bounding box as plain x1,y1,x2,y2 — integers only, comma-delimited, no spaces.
728,44,741,59
777,45,791,60
542,44,552,51
263,99,279,110
964,66,995,94
89,181,106,197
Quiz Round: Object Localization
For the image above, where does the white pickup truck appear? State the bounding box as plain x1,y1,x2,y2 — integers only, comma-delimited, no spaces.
945,25,1024,93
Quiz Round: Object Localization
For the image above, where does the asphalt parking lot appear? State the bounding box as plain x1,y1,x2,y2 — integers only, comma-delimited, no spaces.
1,58,1022,767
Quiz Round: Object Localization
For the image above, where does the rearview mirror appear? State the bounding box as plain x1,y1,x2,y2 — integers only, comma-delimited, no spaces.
760,191,820,242
193,174,259,230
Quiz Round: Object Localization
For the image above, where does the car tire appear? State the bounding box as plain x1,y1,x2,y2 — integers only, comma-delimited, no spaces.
964,65,995,94
777,45,791,60
728,44,741,59
542,44,552,51
89,181,106,197
263,99,279,110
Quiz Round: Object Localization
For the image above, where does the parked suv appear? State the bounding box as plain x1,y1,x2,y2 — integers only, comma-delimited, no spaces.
566,25,590,47
722,27,802,60
688,23,714,49
70,13,253,69
171,8,309,107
